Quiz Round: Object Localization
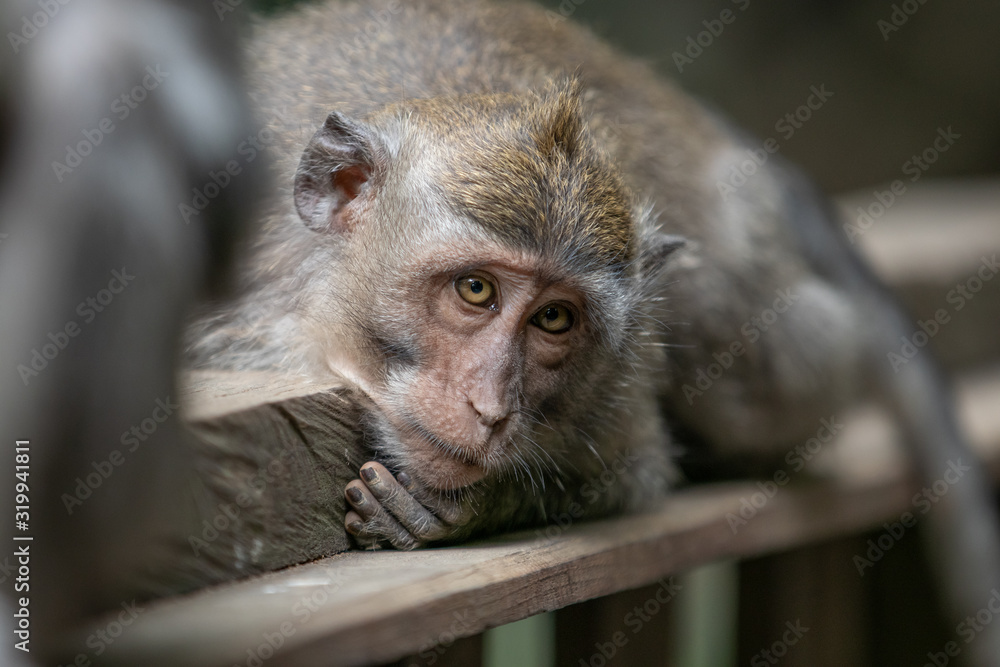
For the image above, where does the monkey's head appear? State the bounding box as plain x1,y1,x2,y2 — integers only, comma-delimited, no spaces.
293,83,682,493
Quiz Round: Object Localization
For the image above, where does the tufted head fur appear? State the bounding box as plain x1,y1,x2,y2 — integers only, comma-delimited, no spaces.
405,80,636,272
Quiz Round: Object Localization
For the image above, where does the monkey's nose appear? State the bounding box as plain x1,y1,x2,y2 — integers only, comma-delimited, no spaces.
471,401,509,429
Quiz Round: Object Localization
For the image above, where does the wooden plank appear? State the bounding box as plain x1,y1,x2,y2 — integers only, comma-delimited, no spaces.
82,483,898,666
68,367,1000,667
146,380,371,598
70,478,914,667
181,369,349,422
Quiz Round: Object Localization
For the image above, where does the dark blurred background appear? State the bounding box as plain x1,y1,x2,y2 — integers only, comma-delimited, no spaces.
0,2,992,665
254,0,1000,194
531,0,1000,193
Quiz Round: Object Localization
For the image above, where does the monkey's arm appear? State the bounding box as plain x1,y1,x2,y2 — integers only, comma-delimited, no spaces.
342,387,678,551
342,452,674,551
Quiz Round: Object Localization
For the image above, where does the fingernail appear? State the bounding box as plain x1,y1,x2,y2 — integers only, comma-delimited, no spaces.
397,471,412,488
346,487,364,504
361,467,379,484
347,520,363,534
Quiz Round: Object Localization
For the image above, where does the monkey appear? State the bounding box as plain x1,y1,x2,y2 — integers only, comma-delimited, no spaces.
184,0,1000,660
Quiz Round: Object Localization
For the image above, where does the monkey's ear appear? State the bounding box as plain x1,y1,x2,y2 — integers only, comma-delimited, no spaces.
636,233,686,279
294,112,379,233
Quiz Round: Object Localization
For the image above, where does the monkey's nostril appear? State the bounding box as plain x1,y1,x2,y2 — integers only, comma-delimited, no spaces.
483,414,507,428
471,402,508,428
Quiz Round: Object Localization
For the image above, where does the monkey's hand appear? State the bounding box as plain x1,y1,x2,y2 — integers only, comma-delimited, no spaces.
343,462,471,550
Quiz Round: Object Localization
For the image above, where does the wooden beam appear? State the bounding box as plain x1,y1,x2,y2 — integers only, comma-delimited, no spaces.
69,368,1000,666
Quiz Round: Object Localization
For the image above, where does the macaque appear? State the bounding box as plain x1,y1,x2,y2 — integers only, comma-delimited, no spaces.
187,0,1000,660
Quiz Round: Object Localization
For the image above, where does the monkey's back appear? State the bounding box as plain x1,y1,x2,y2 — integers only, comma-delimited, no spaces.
249,0,720,204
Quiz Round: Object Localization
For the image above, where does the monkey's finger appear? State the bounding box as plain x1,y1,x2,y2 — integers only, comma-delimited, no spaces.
359,463,449,541
397,470,470,527
344,480,418,550
344,510,385,550
426,496,470,526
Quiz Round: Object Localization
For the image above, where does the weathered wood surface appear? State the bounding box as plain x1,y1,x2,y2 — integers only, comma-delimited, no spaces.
67,367,1000,666
175,372,368,581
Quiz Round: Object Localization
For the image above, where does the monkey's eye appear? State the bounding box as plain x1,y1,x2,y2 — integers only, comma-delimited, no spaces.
532,304,574,334
456,275,496,306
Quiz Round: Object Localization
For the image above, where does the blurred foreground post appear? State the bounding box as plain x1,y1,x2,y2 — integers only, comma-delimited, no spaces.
0,0,258,660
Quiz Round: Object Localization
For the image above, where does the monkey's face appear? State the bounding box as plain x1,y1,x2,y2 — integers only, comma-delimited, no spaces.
294,103,676,493
348,234,604,492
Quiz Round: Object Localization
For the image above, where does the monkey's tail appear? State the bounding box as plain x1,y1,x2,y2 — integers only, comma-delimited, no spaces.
872,301,1000,665
770,156,1000,663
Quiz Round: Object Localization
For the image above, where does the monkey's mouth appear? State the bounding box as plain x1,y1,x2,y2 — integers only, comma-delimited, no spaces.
397,422,490,490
